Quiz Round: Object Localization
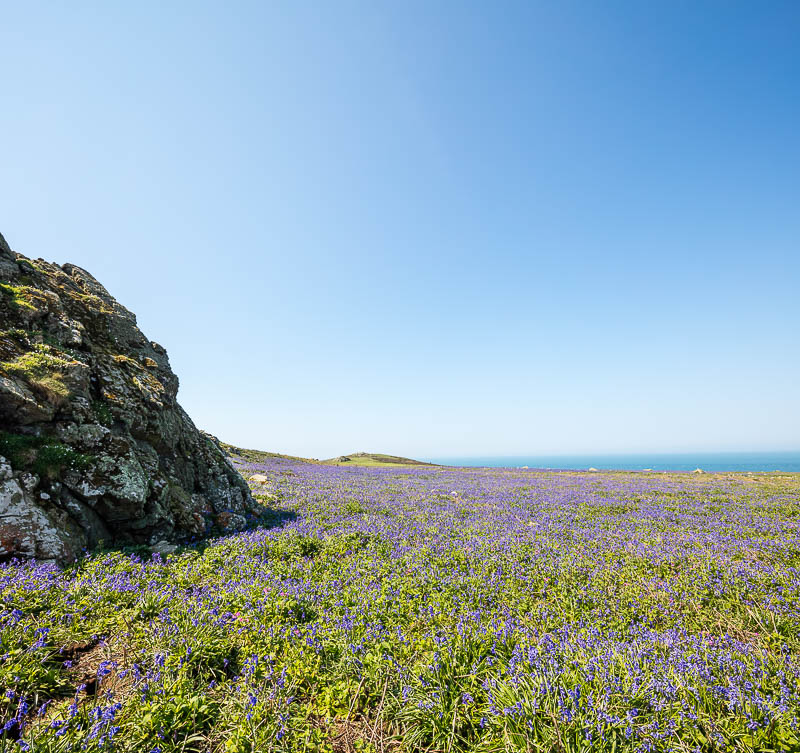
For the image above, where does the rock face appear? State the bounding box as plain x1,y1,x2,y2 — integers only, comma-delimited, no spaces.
0,232,260,562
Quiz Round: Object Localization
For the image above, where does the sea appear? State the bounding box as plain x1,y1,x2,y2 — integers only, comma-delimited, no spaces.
423,452,800,473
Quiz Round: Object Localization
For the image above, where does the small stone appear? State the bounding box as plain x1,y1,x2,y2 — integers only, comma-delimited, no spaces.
150,540,178,555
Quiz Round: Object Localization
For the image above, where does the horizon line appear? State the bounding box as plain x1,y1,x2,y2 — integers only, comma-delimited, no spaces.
422,449,800,458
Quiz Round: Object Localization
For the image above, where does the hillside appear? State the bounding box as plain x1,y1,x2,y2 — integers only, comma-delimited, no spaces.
218,441,433,467
217,440,322,465
322,451,434,466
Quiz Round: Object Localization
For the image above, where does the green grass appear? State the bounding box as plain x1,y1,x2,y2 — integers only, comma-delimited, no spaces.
220,443,431,468
0,282,36,311
0,431,92,479
322,453,434,467
219,442,324,465
0,343,85,402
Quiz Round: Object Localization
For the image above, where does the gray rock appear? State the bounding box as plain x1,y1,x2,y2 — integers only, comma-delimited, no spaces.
0,233,262,563
150,540,178,555
0,469,84,561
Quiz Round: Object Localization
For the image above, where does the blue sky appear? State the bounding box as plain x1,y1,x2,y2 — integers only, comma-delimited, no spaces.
2,1,798,458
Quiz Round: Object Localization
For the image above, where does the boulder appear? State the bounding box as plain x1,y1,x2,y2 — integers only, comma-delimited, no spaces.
0,231,263,563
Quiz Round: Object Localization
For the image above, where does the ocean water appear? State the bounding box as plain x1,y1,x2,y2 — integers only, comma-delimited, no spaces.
424,452,800,473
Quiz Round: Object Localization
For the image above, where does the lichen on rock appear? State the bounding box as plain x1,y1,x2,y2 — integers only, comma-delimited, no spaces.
0,231,261,563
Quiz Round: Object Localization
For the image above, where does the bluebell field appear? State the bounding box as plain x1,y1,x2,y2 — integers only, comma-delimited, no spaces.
2,459,799,751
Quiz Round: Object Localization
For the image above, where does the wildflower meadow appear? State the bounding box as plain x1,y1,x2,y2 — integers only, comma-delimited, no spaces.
2,460,799,752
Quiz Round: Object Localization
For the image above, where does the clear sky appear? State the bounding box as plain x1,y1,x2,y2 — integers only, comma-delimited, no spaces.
2,1,798,459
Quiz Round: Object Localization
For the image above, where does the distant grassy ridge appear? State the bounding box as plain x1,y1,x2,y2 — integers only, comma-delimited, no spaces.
321,452,435,467
218,442,433,467
218,442,322,465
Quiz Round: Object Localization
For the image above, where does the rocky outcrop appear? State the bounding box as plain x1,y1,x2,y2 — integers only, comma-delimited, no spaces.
0,232,261,562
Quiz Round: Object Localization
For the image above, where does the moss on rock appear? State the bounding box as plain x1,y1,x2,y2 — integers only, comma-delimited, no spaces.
0,231,260,562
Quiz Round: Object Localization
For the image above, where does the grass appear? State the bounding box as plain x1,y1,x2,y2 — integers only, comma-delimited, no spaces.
322,453,435,467
0,283,37,312
0,431,92,479
1,463,799,751
0,344,84,402
220,443,432,468
219,442,325,465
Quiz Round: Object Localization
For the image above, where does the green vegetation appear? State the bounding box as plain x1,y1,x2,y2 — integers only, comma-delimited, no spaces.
220,443,431,468
16,258,36,275
219,441,323,465
91,400,114,427
4,343,75,377
65,290,114,315
2,465,799,751
0,431,92,478
323,452,434,467
0,282,36,311
0,343,83,401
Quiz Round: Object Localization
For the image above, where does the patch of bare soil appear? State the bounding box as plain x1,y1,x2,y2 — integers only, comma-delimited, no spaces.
24,635,136,739
61,636,134,701
319,715,401,753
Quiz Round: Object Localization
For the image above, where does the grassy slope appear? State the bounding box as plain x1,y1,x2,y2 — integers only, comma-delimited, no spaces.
321,452,434,467
219,441,433,467
218,441,323,465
